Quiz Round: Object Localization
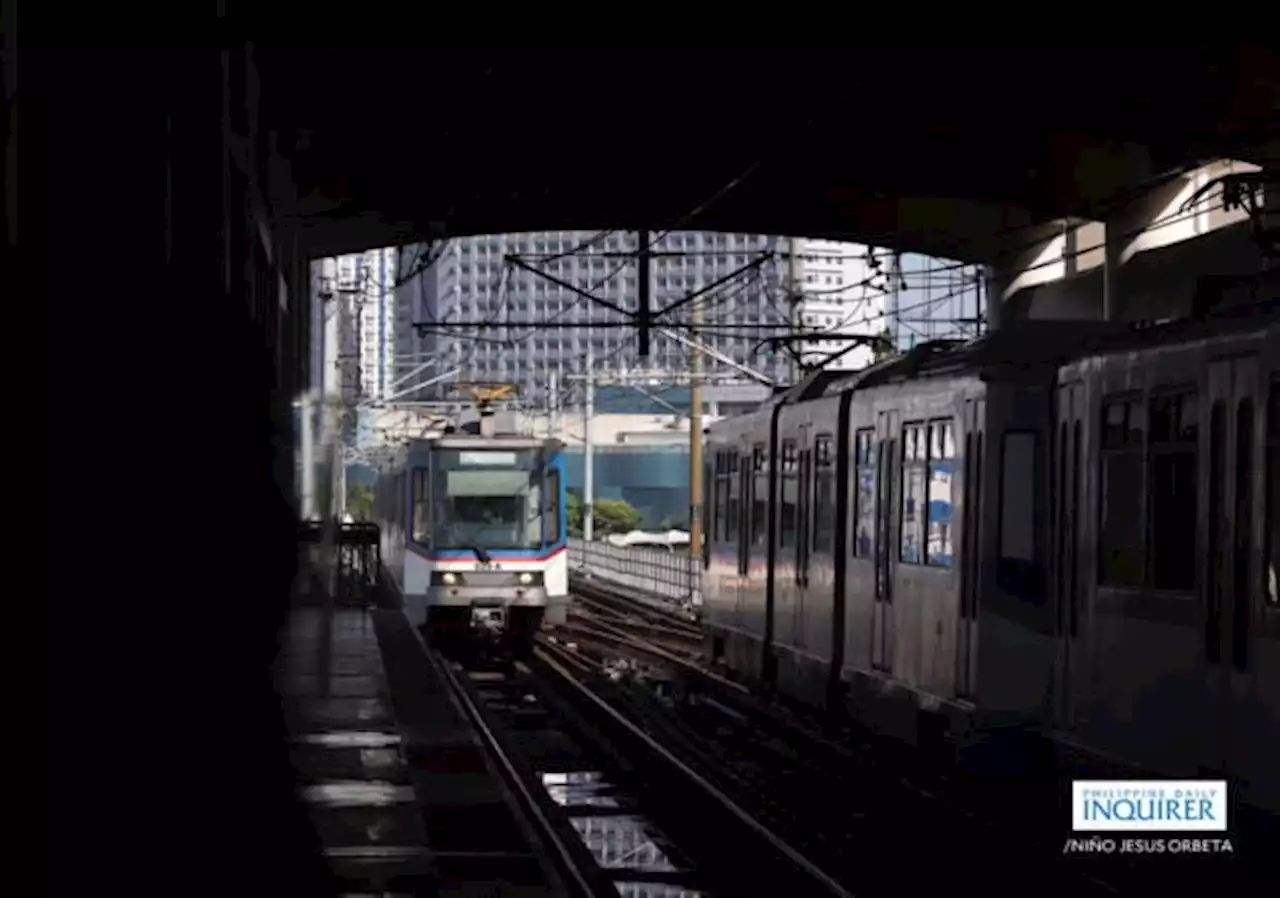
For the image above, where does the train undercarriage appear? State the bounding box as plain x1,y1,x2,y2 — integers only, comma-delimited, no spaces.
424,602,545,662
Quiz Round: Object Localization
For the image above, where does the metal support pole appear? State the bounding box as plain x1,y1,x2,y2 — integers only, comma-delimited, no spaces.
583,342,595,545
637,228,651,357
1102,219,1121,322
983,266,1002,333
299,390,316,520
689,295,704,560
788,237,804,382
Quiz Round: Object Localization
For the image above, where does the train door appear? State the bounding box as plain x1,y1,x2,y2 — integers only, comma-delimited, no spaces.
1052,381,1086,729
1203,355,1254,777
872,409,900,672
1207,357,1261,778
956,397,984,698
795,426,813,660
736,446,751,628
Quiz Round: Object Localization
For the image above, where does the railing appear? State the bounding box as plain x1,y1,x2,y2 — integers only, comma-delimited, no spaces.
295,520,382,607
568,537,704,607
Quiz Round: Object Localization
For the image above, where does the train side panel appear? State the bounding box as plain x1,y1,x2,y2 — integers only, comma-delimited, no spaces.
839,375,991,746
961,374,1060,769
705,409,774,682
705,420,746,653
1051,322,1280,812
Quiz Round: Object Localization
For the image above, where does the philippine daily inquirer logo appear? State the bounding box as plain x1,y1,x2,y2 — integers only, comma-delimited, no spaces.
1071,780,1227,832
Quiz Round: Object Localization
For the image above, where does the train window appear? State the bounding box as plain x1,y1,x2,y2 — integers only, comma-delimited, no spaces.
813,436,836,553
1099,397,1144,587
854,428,875,557
900,423,926,564
751,444,768,548
796,448,811,566
1208,403,1226,663
780,439,798,549
412,469,430,544
1233,398,1254,668
727,455,742,545
781,440,798,473
1151,392,1197,443
396,471,406,535
706,457,717,542
545,467,561,543
1267,382,1279,606
926,419,956,567
1149,390,1198,591
709,453,721,542
999,432,1037,565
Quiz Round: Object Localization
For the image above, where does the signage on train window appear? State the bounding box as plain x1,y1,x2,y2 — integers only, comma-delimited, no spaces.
459,451,517,466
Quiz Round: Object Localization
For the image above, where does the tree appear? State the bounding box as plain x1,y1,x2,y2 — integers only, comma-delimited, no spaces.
565,490,644,538
658,514,688,531
345,483,375,521
566,490,584,537
593,497,644,535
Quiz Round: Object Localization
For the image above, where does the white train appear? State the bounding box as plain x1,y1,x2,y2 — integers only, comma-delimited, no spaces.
373,413,568,655
704,302,1280,814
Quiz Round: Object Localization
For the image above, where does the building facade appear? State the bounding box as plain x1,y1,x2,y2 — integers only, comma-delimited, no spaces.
791,237,891,370
311,248,407,404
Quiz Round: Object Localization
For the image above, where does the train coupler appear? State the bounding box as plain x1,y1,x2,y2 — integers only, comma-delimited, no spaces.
469,603,507,639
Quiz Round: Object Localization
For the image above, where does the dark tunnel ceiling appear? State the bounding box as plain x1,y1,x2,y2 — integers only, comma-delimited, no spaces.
256,46,1280,261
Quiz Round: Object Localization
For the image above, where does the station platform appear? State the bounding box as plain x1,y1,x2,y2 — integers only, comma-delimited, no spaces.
275,604,562,896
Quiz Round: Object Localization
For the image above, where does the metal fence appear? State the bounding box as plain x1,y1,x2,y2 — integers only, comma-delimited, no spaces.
568,537,704,606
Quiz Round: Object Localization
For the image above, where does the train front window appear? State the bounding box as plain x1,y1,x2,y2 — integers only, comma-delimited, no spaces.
430,449,545,551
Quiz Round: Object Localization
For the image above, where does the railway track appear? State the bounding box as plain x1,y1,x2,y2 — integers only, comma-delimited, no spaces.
570,579,701,635
555,582,1257,896
423,628,856,898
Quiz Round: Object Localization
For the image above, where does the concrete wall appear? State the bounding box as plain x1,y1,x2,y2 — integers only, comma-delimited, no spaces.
996,160,1268,324
1010,220,1265,324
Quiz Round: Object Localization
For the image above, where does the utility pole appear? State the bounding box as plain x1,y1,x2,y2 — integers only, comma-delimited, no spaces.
788,236,804,383
582,332,595,544
299,393,315,520
890,252,903,348
688,293,704,558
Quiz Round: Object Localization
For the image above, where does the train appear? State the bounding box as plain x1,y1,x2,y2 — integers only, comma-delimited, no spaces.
373,407,568,656
703,305,1280,813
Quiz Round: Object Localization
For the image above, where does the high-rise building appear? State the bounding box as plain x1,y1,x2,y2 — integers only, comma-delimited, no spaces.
396,230,891,411
313,248,405,404
791,238,890,371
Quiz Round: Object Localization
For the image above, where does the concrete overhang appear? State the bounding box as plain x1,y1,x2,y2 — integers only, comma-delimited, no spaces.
256,46,1280,262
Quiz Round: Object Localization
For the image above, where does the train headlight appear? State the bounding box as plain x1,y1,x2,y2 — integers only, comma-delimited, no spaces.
442,572,457,585
518,572,534,585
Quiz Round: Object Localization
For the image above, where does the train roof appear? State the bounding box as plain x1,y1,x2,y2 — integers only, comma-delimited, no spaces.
710,289,1276,429
802,321,1121,401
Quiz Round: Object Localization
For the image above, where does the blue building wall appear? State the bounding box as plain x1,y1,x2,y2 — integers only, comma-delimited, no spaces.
563,446,691,529
593,385,693,414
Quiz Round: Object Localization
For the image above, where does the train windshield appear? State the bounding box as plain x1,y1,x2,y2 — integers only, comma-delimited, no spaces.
431,448,546,551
